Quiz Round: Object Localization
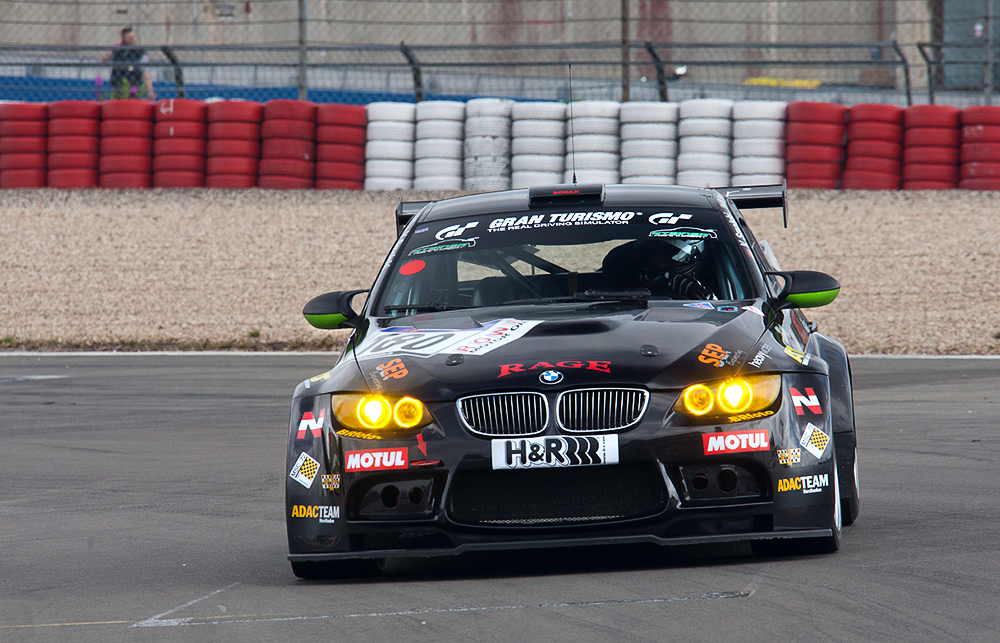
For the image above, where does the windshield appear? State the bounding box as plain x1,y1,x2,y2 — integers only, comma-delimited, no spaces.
374,206,756,317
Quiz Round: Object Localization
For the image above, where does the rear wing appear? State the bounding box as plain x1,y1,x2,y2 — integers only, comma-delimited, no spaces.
395,198,433,236
720,181,788,228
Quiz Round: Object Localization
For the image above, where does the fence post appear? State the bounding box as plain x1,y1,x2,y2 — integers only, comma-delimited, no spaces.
987,0,994,105
890,41,913,106
644,43,668,102
298,0,308,100
621,0,630,102
400,42,424,102
160,46,185,99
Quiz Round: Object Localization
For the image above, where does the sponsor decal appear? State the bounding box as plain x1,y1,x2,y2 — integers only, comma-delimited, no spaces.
721,209,752,251
297,409,325,439
648,212,692,225
356,318,542,360
727,349,746,366
336,429,383,440
649,227,717,240
539,369,563,384
698,343,730,367
798,422,831,459
398,259,426,275
726,409,775,423
345,447,408,472
703,429,770,455
290,504,340,523
289,452,320,489
784,346,811,365
684,302,715,310
789,387,822,415
321,473,341,490
498,360,611,378
375,358,408,380
742,305,765,317
414,226,429,234
777,448,801,465
488,211,638,232
749,344,772,368
310,372,330,382
777,473,829,494
409,237,478,256
492,435,619,470
435,221,479,240
718,305,738,313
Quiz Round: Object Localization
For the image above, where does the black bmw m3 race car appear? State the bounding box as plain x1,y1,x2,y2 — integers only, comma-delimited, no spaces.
286,182,860,579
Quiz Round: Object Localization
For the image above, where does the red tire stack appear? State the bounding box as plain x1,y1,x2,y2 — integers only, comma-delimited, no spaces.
100,100,154,188
842,103,903,190
258,99,317,189
901,105,960,190
153,99,208,188
958,106,1000,190
315,104,366,190
206,101,263,189
784,102,848,189
46,101,101,188
0,103,48,188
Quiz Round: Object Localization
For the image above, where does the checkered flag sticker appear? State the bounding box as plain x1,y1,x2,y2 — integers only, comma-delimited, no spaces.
798,423,830,459
290,452,320,489
777,448,801,465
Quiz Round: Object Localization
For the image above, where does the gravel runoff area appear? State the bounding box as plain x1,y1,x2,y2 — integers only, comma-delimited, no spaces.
2,188,999,354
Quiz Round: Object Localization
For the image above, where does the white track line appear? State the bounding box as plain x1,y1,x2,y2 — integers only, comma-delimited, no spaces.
132,583,240,628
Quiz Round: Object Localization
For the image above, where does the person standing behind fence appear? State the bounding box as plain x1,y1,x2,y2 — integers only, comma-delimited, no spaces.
101,27,155,100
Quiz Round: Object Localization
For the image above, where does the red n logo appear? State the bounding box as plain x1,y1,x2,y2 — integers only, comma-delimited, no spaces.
789,388,821,415
297,409,325,439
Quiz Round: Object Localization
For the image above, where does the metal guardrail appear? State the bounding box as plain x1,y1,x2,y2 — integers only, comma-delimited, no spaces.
917,41,999,105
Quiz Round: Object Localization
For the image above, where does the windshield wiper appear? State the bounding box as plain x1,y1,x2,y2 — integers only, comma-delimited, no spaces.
383,304,470,313
500,289,653,306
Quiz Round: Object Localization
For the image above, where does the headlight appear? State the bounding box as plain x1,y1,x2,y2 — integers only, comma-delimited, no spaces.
332,393,431,432
675,374,781,419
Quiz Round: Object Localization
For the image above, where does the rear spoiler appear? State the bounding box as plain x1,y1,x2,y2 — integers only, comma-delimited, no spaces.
720,180,788,228
395,198,433,236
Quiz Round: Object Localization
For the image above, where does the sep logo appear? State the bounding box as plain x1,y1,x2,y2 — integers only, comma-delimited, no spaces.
435,221,479,240
649,213,693,225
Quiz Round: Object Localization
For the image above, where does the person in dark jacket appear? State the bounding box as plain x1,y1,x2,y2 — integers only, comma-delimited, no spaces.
101,27,155,100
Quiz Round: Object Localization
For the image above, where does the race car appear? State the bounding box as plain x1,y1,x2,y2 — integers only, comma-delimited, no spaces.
286,182,860,579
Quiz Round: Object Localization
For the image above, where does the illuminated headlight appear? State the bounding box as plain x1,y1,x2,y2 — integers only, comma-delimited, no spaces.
675,375,781,419
332,394,430,432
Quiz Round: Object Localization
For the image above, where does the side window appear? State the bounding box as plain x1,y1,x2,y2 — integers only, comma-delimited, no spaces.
737,218,782,297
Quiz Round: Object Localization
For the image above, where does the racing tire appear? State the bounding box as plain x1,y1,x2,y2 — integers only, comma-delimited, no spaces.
902,145,958,165
365,140,414,161
566,117,618,137
567,151,620,171
315,178,364,190
365,159,414,179
262,138,316,161
366,121,416,142
412,175,464,190
465,136,511,157
258,158,314,179
904,104,960,129
154,121,208,139
0,103,47,120
153,171,205,187
620,139,677,158
48,135,100,154
840,170,900,190
206,139,261,158
847,121,902,142
620,157,677,177
901,163,958,183
961,124,1000,143
511,170,564,188
99,154,152,174
679,136,731,155
512,119,566,139
48,101,101,120
261,119,315,141
99,172,152,188
620,122,677,140
677,118,731,138
785,122,845,146
0,153,46,170
415,119,464,140
731,156,784,175
676,152,730,172
257,174,313,189
316,161,365,182
848,103,904,124
511,154,563,173
415,100,466,122
264,99,317,122
48,118,100,137
785,161,842,181
414,138,462,160
155,99,207,122
0,120,47,137
364,175,413,190
207,101,264,123
619,101,679,123
317,103,366,127
208,122,261,141
569,101,621,119
47,168,98,188
100,100,155,121
153,154,206,172
960,161,1000,179
621,174,676,185
510,101,564,120
844,156,901,175
732,119,785,140
0,168,46,188
903,127,959,148
566,134,619,153
903,180,955,190
732,100,787,121
205,173,257,188
731,173,784,186
466,98,513,118
786,101,848,123
100,119,154,138
679,98,733,120
786,177,838,189
290,559,380,580
958,177,1000,190
962,105,1000,125
0,136,47,153
414,157,462,177
846,140,901,159
785,143,844,164
511,137,564,156
465,116,513,138
47,152,98,169
675,169,729,188
317,143,365,163
366,102,416,122
206,156,258,175
563,169,619,183
317,124,367,146
154,138,206,156
960,143,1000,163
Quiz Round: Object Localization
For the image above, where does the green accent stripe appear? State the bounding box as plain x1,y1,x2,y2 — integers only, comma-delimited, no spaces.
786,288,839,308
304,313,348,330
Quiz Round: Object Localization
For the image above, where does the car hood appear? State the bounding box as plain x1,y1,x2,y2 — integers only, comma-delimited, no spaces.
346,302,812,399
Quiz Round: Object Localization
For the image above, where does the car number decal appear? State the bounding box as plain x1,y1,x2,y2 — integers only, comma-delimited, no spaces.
491,435,619,470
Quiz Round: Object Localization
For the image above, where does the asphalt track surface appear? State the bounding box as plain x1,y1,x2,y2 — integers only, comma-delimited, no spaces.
2,353,999,642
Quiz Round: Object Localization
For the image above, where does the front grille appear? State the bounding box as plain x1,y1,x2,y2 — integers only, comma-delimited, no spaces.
557,388,649,432
457,392,548,437
447,463,666,526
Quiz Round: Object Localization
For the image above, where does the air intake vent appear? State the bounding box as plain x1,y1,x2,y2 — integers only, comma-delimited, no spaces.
557,388,648,432
457,392,548,437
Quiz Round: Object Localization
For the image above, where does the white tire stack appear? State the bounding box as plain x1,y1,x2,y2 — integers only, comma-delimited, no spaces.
510,101,566,188
676,99,733,188
730,101,787,186
619,102,678,185
413,100,465,190
364,102,415,190
463,98,513,191
563,101,620,183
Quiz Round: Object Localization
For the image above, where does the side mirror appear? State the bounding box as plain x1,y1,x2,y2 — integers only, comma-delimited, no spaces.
765,271,840,308
303,290,368,329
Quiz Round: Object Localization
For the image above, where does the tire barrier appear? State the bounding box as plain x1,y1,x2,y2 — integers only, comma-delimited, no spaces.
0,103,48,188
959,105,1000,190
511,100,565,189
899,105,960,190
99,99,153,188
619,101,677,186
677,98,733,188
153,99,208,188
258,99,317,190
784,101,848,189
731,100,786,187
413,100,465,190
364,102,415,190
314,103,366,190
564,101,620,184
46,101,100,188
205,100,263,189
464,98,513,191
842,103,903,190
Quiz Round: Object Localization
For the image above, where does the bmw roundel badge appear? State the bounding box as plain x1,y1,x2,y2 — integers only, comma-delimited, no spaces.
539,370,563,385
